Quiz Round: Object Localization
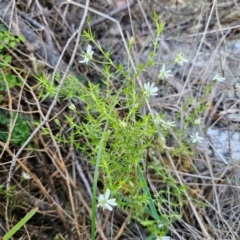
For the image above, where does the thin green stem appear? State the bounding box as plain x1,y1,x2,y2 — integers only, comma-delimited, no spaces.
91,120,109,240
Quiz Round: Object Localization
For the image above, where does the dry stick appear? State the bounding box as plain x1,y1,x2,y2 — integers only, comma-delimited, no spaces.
74,153,93,199
136,0,154,38
70,143,78,212
127,0,135,44
16,160,76,233
165,151,211,239
6,0,90,190
86,0,136,30
113,209,133,240
65,168,82,240
3,0,15,31
177,0,217,105
96,211,111,240
215,5,227,76
206,91,225,128
184,24,240,39
202,143,234,235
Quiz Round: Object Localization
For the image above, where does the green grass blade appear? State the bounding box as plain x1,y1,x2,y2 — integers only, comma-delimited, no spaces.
138,167,160,221
91,121,109,240
3,207,38,240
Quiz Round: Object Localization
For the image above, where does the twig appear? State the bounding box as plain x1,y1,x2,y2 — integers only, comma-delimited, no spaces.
73,151,93,199
113,209,133,240
86,0,136,29
17,160,74,232
165,151,211,239
65,168,82,240
177,0,218,105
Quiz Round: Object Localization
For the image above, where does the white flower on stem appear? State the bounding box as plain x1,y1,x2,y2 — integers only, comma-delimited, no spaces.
158,65,173,79
97,189,117,211
79,44,94,64
143,82,158,98
190,132,203,143
22,172,31,180
174,52,188,66
213,73,225,82
154,115,176,129
161,120,176,129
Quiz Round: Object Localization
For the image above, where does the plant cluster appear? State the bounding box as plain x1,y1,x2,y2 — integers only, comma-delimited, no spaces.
0,24,25,92
36,15,192,239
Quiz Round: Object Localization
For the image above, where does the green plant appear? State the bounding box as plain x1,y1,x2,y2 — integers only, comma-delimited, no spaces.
0,110,31,146
0,72,23,91
0,24,25,91
36,14,192,239
0,185,15,199
0,24,25,59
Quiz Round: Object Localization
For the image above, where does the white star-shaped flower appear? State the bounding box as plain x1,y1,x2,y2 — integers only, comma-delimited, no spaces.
174,52,188,66
22,171,31,180
143,82,158,98
161,120,176,129
79,44,94,64
158,65,173,79
97,189,117,211
190,132,203,143
213,73,225,82
154,115,176,129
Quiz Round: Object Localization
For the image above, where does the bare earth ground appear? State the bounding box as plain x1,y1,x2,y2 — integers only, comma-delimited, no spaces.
1,0,240,239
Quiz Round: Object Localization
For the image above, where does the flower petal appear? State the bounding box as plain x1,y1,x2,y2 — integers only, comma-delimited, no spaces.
79,59,87,63
105,203,113,211
86,44,92,53
104,189,111,199
107,199,117,206
98,194,104,202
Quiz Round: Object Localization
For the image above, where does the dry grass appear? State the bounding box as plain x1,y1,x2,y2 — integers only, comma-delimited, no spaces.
1,0,240,239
